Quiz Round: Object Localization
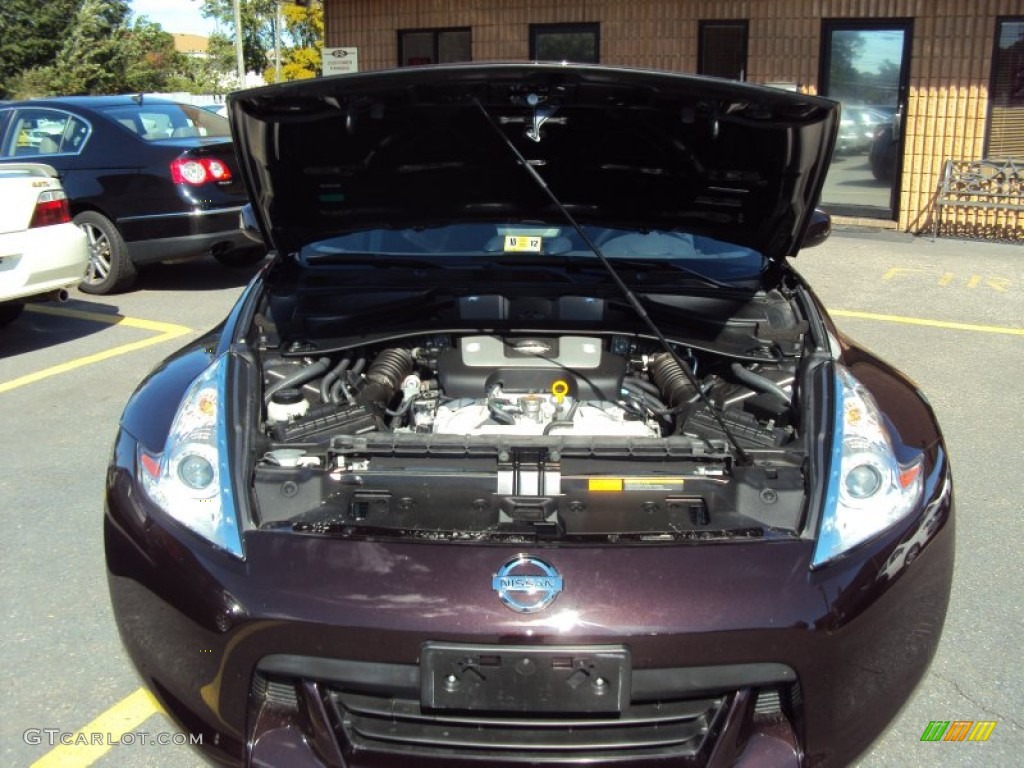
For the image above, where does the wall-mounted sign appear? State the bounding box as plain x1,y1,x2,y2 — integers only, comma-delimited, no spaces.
322,47,358,76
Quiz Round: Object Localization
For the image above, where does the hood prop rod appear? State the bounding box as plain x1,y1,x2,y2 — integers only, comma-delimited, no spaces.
472,98,751,466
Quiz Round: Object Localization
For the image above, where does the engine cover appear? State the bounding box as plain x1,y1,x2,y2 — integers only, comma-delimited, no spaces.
437,335,625,400
430,397,658,438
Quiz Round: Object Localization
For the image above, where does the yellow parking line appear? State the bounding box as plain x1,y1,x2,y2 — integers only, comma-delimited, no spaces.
30,688,163,768
26,304,190,335
0,307,191,394
831,309,1024,336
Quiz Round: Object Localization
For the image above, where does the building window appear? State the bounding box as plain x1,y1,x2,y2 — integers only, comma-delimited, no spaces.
987,17,1024,158
530,23,599,64
698,21,748,81
398,28,471,67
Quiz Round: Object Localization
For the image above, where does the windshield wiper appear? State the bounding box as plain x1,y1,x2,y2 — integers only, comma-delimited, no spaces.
472,98,753,466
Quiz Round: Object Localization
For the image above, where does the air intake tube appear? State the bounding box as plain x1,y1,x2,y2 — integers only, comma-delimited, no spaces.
356,348,414,407
648,352,696,410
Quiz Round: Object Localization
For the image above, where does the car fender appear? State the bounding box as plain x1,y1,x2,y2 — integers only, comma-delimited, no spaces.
119,333,221,452
119,276,264,450
796,278,945,458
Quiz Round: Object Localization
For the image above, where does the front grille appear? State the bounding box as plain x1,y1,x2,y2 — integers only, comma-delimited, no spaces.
252,655,798,765
326,687,727,761
251,671,300,707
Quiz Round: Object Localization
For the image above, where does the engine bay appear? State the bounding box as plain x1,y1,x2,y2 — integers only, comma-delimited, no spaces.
248,287,812,541
260,331,797,449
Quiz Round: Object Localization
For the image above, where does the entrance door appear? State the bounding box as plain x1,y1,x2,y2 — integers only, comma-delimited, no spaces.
819,20,913,219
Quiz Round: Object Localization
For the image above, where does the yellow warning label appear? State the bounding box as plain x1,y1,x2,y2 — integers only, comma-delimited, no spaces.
624,478,685,492
587,477,686,492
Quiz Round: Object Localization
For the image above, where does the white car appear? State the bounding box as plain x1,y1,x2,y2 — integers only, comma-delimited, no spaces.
0,163,89,327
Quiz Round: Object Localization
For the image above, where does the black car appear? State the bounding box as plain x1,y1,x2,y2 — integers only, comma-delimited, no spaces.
869,120,899,181
0,96,262,293
105,64,953,767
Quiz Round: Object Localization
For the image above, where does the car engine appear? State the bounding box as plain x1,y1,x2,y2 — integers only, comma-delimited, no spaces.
260,332,796,449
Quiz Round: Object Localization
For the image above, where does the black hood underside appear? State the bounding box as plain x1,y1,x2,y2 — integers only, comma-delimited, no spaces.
229,63,839,261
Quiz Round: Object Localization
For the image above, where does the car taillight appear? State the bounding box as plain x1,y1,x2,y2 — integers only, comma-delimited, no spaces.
170,157,233,185
28,189,71,228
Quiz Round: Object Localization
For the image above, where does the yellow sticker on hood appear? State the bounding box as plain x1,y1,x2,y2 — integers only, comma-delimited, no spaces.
504,235,542,253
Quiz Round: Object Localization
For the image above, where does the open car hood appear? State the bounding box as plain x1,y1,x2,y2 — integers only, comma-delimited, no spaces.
229,63,838,262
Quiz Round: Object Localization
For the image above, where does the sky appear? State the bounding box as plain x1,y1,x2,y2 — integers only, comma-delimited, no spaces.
131,0,219,37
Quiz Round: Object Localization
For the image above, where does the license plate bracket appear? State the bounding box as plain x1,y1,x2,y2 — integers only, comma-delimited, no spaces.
421,643,630,714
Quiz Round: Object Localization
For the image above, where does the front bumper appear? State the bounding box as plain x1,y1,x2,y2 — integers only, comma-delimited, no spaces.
105,430,954,767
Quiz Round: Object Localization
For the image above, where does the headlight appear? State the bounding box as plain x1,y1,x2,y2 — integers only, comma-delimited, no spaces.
137,354,243,558
812,365,923,567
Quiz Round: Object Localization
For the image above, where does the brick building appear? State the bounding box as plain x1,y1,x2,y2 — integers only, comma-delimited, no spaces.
321,0,1023,239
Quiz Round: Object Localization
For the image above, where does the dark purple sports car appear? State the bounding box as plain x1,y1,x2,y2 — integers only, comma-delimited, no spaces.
105,64,954,768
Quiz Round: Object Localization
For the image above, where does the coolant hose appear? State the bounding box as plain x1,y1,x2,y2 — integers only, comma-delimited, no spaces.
621,381,674,419
320,357,350,403
729,362,792,405
623,375,663,397
543,399,581,435
332,357,366,405
264,357,331,403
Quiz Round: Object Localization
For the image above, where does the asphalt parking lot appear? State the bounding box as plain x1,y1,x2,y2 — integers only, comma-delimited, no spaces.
1,231,1021,767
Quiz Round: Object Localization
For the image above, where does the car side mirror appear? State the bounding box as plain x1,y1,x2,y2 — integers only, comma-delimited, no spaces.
802,209,831,249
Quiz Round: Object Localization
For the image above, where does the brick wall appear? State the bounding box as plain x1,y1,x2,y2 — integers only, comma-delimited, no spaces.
325,0,1023,237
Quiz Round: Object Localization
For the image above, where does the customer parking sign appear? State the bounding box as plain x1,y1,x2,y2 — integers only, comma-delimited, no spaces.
322,47,358,76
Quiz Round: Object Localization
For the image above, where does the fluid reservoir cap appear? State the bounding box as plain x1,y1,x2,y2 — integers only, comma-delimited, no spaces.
272,388,304,405
268,388,309,424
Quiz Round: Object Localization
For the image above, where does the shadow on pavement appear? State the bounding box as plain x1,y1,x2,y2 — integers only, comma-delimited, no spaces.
130,254,267,293
0,298,123,358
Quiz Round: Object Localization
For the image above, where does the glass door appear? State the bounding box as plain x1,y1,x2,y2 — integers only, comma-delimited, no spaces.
819,20,913,219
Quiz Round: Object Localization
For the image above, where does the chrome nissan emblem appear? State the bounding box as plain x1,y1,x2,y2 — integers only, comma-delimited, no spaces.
492,555,563,613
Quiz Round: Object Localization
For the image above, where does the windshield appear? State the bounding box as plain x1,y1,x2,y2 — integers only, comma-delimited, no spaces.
301,224,767,282
99,103,230,141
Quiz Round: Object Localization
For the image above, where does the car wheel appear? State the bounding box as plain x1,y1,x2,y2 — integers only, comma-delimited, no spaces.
213,247,266,269
74,211,137,295
0,303,25,328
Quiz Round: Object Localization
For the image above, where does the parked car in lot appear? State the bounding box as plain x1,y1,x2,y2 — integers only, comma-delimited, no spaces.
105,64,953,768
869,120,900,180
0,96,262,294
199,103,229,117
0,162,88,327
836,106,889,154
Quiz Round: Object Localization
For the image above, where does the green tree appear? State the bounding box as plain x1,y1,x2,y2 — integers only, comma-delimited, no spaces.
827,31,866,103
201,0,277,76
7,1,190,98
120,19,185,93
0,0,80,98
47,0,133,94
166,33,238,96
